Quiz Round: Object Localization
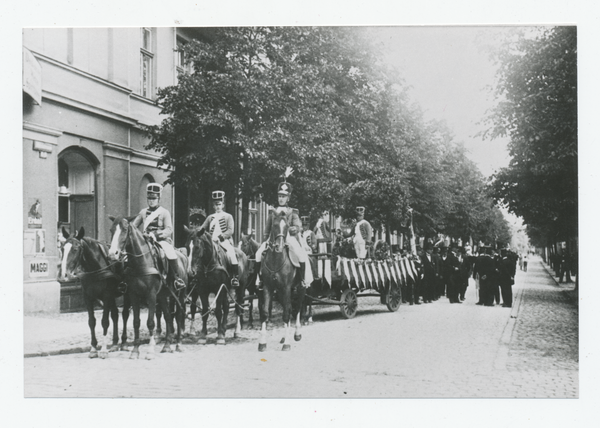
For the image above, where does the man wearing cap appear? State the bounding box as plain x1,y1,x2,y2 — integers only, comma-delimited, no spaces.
420,242,436,304
132,183,185,290
498,249,515,307
314,209,332,255
254,180,313,288
300,216,317,254
353,207,373,259
473,246,497,306
198,191,240,286
445,244,462,303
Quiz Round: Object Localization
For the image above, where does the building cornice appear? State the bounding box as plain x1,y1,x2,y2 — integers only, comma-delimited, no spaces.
23,121,63,140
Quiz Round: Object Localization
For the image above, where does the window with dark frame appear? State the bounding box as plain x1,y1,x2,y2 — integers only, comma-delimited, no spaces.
140,27,154,98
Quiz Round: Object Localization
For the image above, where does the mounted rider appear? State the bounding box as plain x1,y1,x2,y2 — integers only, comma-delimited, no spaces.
198,190,240,286
132,183,185,290
255,168,314,288
352,206,373,259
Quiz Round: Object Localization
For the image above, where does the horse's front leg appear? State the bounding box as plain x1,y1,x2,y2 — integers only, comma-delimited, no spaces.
258,285,271,352
145,289,157,360
130,294,141,359
159,292,174,354
109,298,120,350
197,291,210,345
120,293,131,351
85,294,98,359
99,304,111,359
215,289,227,345
175,291,185,352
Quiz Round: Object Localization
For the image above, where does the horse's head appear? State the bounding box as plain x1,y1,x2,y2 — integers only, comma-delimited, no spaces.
108,215,130,260
269,210,289,253
240,232,259,258
184,225,202,277
60,226,84,281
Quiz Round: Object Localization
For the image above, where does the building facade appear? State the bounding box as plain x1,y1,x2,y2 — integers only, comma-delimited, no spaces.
22,27,203,313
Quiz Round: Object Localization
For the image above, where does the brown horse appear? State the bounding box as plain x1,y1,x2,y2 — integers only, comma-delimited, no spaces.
239,232,261,328
60,227,126,358
108,215,187,359
186,226,249,345
258,210,305,352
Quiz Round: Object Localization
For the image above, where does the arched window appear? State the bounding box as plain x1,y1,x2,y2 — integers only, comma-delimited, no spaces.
58,148,97,238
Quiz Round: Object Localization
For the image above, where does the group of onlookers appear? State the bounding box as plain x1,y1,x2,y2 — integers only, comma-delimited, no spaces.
402,244,519,308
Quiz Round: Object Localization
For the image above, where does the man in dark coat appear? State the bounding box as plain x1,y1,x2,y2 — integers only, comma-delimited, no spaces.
420,243,436,303
445,244,462,303
473,246,498,306
431,246,442,300
457,247,472,301
498,249,516,307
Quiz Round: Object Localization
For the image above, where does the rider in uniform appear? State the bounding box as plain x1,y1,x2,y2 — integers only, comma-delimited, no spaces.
198,191,240,286
352,206,373,259
254,177,313,288
132,183,185,290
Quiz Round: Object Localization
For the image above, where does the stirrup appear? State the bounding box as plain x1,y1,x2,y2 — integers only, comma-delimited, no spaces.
174,278,186,291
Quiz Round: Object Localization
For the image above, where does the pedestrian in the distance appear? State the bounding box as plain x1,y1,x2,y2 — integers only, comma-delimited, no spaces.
499,249,515,307
523,253,528,272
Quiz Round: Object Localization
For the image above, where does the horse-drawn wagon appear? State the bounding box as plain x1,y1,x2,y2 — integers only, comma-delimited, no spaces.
303,235,411,320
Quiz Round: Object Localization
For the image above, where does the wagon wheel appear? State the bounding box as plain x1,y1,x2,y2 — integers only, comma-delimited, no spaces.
385,284,402,312
339,289,358,319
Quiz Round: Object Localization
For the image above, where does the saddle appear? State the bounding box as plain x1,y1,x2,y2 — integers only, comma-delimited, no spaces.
148,239,169,281
262,245,300,268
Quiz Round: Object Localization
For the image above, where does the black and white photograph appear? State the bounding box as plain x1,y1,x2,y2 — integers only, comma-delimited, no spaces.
5,0,599,426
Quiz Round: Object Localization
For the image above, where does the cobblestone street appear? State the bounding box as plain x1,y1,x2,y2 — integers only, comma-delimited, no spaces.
23,255,578,400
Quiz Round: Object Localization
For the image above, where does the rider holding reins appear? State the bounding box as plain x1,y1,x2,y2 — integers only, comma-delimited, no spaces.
198,191,240,286
132,183,185,290
254,168,313,289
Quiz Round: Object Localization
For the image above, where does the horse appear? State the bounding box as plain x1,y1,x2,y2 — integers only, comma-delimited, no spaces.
108,215,187,359
185,226,250,345
239,232,261,328
60,226,127,359
258,210,305,352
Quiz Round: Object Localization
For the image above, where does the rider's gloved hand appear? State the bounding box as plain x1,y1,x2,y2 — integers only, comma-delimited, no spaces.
219,235,225,242
289,226,298,236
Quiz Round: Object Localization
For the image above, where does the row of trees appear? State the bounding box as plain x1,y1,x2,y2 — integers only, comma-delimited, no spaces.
148,27,510,247
483,26,577,256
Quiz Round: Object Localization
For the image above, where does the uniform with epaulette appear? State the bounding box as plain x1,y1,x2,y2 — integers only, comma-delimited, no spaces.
199,190,240,286
352,206,372,259
254,172,313,288
132,183,185,289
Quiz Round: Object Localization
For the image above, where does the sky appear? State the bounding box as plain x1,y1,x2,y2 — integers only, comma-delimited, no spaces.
368,26,515,177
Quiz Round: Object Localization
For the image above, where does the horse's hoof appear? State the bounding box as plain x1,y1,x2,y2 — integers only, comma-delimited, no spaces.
280,337,285,344
161,346,174,353
197,338,207,345
145,352,155,360
294,334,302,342
234,332,240,339
89,351,98,359
216,338,226,345
282,344,291,351
108,345,119,352
99,350,108,359
258,343,267,352
176,344,183,353
119,344,129,352
129,352,140,360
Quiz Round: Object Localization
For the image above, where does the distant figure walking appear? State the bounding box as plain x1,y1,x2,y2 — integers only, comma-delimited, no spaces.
522,253,528,272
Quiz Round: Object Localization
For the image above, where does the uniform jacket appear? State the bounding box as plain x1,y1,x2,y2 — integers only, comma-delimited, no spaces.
442,252,460,281
132,206,173,242
354,219,373,242
420,253,436,285
263,206,302,242
200,212,235,241
314,218,332,241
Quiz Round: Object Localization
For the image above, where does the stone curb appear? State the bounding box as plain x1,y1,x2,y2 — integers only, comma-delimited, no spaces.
539,260,578,305
494,281,525,370
24,338,152,359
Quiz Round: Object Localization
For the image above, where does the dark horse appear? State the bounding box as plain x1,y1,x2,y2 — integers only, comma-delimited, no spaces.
185,226,250,345
239,232,261,329
60,227,126,358
258,210,305,352
108,215,187,359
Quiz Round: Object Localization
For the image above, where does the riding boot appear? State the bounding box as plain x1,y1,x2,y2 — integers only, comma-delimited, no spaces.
168,259,186,291
299,262,307,287
229,264,239,286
